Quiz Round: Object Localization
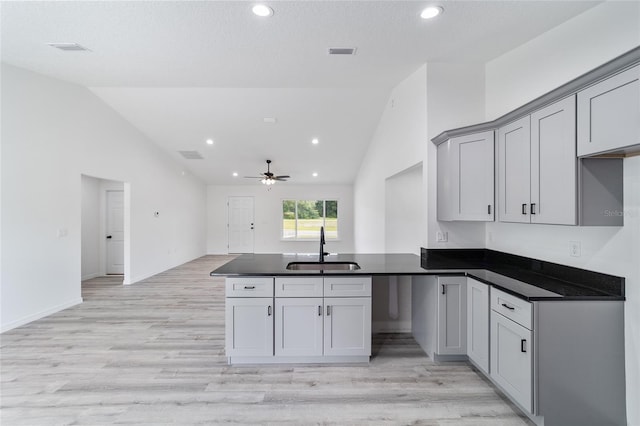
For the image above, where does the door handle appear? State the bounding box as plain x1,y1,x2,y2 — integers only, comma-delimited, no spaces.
522,203,527,215
106,235,112,239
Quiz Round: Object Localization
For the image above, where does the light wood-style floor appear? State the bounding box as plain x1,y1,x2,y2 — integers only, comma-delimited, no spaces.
1,255,532,425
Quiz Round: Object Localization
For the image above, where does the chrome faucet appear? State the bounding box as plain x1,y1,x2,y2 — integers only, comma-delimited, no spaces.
319,226,329,263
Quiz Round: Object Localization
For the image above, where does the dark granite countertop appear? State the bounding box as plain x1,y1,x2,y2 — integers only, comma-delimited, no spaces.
210,251,625,302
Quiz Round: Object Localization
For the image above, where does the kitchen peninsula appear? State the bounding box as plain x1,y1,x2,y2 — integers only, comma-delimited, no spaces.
211,249,626,426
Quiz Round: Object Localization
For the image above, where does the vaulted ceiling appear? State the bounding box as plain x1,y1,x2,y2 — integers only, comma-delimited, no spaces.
1,1,601,184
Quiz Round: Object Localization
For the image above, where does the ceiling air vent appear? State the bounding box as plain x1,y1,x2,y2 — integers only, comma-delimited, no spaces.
47,43,91,52
328,47,357,55
178,151,203,160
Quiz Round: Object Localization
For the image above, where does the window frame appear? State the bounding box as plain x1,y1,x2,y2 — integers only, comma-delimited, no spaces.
281,199,340,241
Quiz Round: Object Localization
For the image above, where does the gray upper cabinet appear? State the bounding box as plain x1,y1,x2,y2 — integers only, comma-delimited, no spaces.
498,96,577,225
530,96,577,225
437,131,494,222
498,115,531,223
577,64,640,157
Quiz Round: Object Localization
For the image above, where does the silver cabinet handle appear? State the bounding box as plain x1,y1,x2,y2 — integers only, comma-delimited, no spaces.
501,303,515,311
326,305,331,316
522,203,527,215
441,284,446,295
488,205,492,215
244,286,255,289
521,339,527,353
267,305,272,316
531,203,536,215
318,305,322,316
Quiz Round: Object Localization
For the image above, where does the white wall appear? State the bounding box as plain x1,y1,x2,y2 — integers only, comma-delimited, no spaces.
207,184,354,254
354,65,428,253
1,64,207,332
484,3,640,423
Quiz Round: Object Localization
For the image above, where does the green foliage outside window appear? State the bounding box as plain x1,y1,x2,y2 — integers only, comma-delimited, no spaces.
282,200,338,240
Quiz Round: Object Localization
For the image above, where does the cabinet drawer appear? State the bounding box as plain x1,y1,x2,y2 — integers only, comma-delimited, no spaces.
324,277,372,297
491,287,532,330
226,277,274,297
275,277,323,297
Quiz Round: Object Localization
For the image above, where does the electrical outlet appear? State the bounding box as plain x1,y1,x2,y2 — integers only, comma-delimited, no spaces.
569,241,581,257
436,231,448,242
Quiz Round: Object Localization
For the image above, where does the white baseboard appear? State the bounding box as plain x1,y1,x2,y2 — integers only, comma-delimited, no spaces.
81,272,101,281
1,297,84,333
372,320,412,333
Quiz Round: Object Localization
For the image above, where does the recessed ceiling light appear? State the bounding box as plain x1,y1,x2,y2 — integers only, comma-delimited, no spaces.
312,172,318,177
252,4,273,17
312,138,319,145
420,6,443,19
232,172,238,177
263,117,277,124
206,139,214,145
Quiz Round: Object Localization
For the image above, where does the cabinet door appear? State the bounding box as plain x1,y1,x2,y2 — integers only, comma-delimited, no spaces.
437,277,467,355
324,297,371,356
225,298,273,357
453,131,495,221
491,311,533,413
577,65,640,157
531,96,577,225
275,298,323,357
437,140,455,221
498,116,531,223
467,278,489,373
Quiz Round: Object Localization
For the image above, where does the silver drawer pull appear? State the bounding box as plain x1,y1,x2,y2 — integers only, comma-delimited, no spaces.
501,303,515,311
244,286,255,289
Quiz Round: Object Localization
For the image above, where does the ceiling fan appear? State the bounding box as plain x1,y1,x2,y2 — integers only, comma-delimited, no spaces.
244,160,290,185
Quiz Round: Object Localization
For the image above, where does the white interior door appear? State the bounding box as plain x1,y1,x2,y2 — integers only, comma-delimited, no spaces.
228,196,254,254
106,190,124,274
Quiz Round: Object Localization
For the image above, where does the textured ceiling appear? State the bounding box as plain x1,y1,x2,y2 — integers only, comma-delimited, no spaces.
1,1,602,184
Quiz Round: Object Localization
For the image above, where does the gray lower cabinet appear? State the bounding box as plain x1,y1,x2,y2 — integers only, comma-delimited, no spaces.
490,288,533,413
466,278,489,374
225,297,274,357
275,297,323,356
226,276,371,363
324,297,372,356
437,276,467,356
577,64,640,157
437,131,494,222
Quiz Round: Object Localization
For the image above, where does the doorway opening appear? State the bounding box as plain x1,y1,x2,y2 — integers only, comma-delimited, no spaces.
81,175,130,284
228,196,255,253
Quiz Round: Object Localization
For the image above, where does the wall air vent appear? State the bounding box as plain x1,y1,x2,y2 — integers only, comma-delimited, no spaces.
178,151,204,160
47,43,91,51
328,47,357,55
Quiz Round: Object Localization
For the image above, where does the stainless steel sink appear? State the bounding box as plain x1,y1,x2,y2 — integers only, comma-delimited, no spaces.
286,261,361,271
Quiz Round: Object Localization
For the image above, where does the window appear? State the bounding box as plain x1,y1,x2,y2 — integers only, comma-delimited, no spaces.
282,200,338,240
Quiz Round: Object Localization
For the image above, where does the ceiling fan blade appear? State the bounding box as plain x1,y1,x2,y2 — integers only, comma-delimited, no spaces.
273,177,289,181
243,176,264,179
274,175,290,179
